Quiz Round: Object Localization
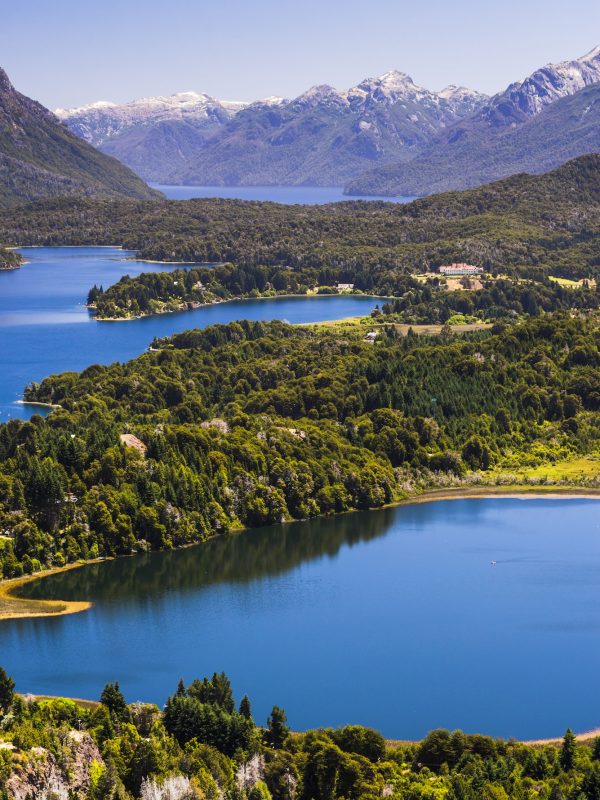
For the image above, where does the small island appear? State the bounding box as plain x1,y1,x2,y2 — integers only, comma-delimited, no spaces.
0,246,23,270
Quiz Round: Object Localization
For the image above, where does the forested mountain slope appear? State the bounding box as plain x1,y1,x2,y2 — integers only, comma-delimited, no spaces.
0,67,159,207
2,154,599,283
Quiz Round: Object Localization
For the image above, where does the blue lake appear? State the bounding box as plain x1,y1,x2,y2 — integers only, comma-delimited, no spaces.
153,184,414,204
3,497,600,739
0,247,379,422
2,247,599,740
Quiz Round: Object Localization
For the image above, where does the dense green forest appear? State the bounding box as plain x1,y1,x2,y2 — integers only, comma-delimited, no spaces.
377,277,600,324
89,264,600,321
87,262,388,319
0,666,599,799
1,314,600,579
1,155,600,284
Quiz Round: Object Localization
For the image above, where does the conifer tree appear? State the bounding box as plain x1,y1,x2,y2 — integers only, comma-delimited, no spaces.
559,728,576,771
0,666,15,715
266,706,290,749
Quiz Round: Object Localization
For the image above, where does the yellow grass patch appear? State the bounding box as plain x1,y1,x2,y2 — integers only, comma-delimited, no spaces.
549,275,597,289
507,456,600,482
0,564,92,621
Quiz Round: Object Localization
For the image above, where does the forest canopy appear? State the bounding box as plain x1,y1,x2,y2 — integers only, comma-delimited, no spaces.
1,154,600,283
1,314,600,580
2,666,600,800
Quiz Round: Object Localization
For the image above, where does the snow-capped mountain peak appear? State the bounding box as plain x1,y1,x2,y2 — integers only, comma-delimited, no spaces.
377,69,417,91
255,96,288,106
55,100,117,116
439,85,481,101
489,44,600,121
352,70,421,101
294,84,345,107
579,44,600,63
56,90,250,144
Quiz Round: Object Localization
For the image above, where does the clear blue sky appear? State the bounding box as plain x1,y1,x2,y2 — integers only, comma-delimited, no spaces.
2,0,600,109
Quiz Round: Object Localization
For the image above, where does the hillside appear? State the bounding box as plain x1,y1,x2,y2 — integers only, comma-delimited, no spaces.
3,311,600,578
346,45,600,196
1,155,600,283
57,72,487,186
0,67,159,207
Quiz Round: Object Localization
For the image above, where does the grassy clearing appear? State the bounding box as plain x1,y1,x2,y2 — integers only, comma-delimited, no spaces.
549,275,597,288
392,322,491,335
305,315,372,330
501,456,600,482
305,317,492,335
26,694,100,710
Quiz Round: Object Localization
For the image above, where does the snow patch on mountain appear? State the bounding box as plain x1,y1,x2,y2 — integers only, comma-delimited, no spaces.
487,44,600,122
58,70,489,147
56,91,250,144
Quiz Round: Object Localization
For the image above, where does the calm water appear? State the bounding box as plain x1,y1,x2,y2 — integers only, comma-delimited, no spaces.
153,184,414,204
3,498,600,739
2,248,599,739
0,247,379,421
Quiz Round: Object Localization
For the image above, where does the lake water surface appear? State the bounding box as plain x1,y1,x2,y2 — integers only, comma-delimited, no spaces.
152,185,414,204
3,498,600,739
0,247,379,421
2,248,599,740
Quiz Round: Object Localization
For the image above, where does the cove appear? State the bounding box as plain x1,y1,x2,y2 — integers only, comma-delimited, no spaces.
0,247,379,422
2,497,600,740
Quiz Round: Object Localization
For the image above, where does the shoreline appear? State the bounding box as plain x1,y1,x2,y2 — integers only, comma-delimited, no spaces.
93,291,389,323
389,484,600,506
15,244,126,249
1,484,599,622
385,725,600,748
0,562,99,621
11,689,600,746
127,257,215,265
15,400,62,409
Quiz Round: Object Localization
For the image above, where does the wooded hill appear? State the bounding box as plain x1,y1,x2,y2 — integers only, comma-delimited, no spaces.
0,246,21,270
1,314,600,580
1,155,600,286
0,67,159,208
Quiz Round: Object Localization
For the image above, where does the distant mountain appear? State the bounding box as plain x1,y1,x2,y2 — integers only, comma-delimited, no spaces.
346,46,600,196
55,92,250,144
0,67,159,208
55,92,253,184
57,73,488,186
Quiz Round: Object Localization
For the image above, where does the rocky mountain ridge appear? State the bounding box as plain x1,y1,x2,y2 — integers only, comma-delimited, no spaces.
346,45,600,195
57,71,488,185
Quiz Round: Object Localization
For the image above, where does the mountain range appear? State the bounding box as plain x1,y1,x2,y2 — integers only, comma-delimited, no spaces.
57,73,488,186
346,45,600,195
57,46,600,195
0,68,159,208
